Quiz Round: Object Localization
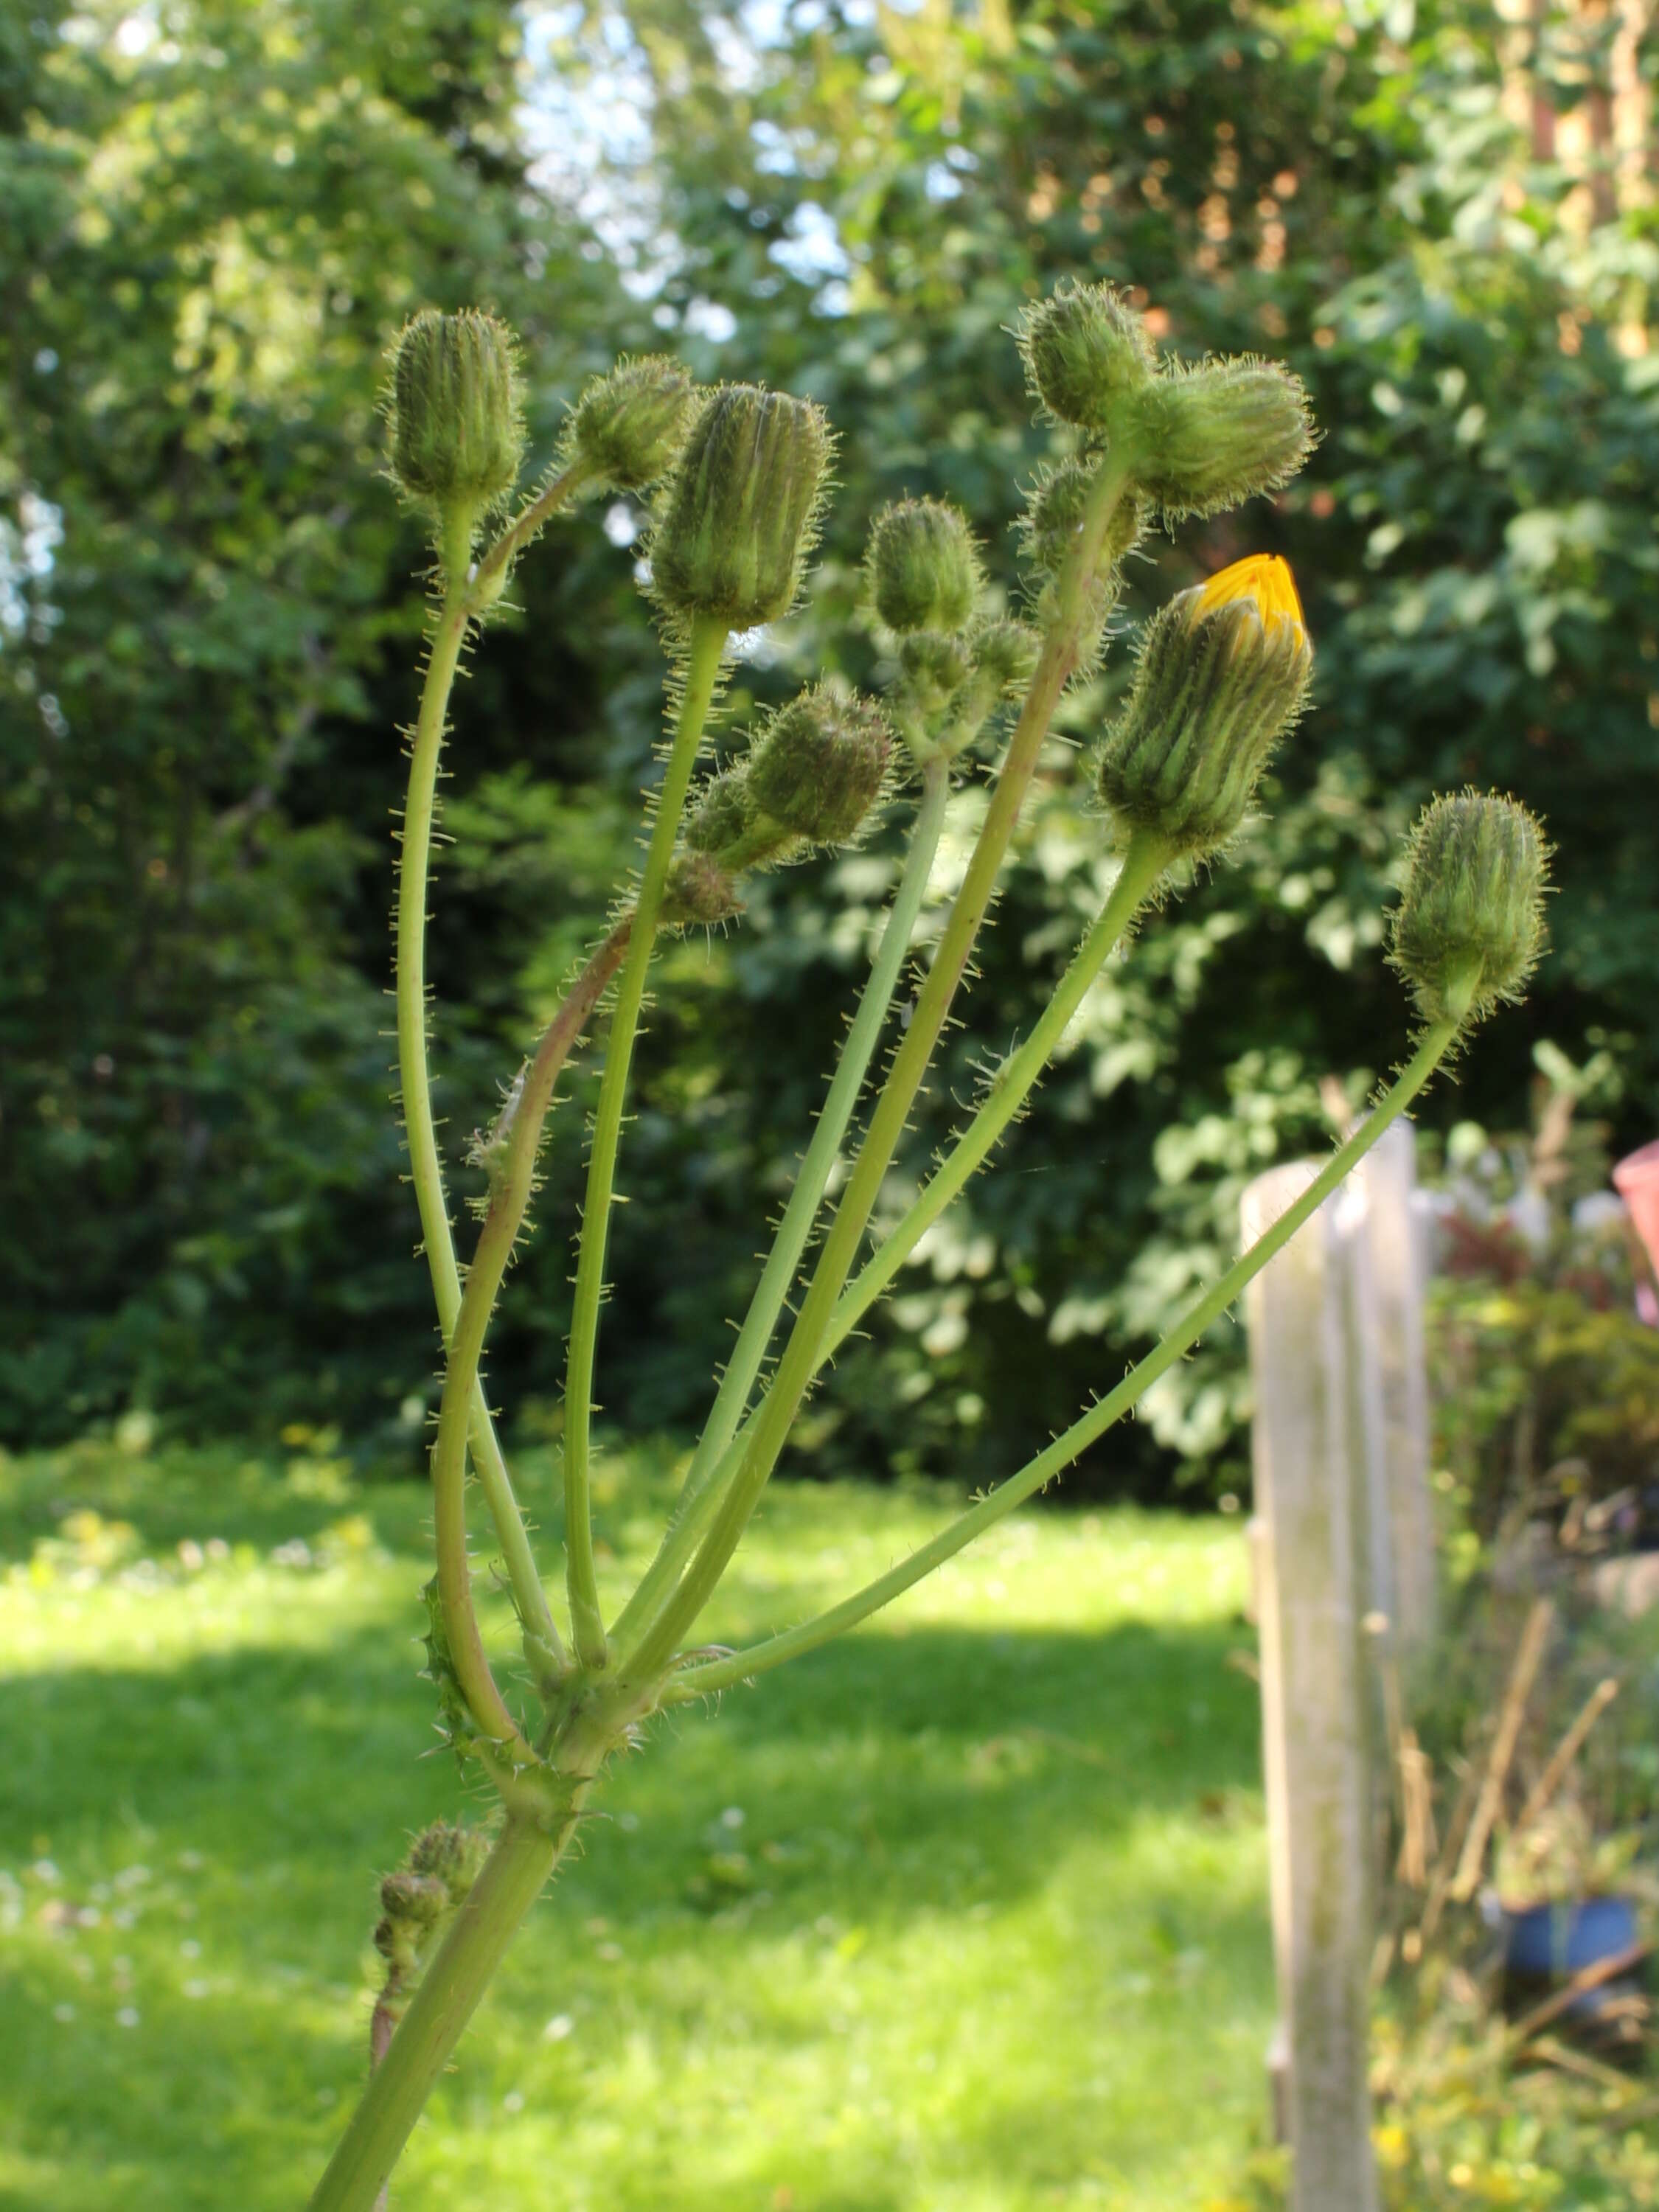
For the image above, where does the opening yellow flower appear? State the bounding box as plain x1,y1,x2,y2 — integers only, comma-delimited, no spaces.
1194,553,1306,641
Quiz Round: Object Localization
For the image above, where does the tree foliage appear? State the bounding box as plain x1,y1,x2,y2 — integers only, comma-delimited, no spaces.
6,0,1655,1495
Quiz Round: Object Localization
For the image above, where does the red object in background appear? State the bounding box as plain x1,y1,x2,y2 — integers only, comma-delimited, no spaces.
1614,1140,1659,1326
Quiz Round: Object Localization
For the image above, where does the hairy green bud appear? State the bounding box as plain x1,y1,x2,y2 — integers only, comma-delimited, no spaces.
746,687,892,846
662,850,744,928
651,384,832,630
866,498,983,635
379,1870,447,1928
568,356,695,491
969,616,1041,697
406,1820,490,1900
897,630,973,717
684,771,754,858
1020,459,1147,579
388,310,526,518
1389,791,1549,1027
1018,280,1157,433
684,770,799,875
1134,359,1315,520
1097,555,1312,860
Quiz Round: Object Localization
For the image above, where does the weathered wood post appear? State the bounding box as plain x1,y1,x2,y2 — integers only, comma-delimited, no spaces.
1242,1161,1381,2212
1354,1121,1436,1666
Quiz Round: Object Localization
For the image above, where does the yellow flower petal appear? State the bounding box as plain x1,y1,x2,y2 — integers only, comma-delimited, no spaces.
1195,552,1305,641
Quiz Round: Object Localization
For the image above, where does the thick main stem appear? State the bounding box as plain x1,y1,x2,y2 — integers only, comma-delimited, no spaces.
665,1016,1461,1698
430,922,633,1729
608,759,953,1654
305,1815,568,2212
563,616,727,1667
824,827,1169,1362
619,458,1135,1682
397,598,563,1690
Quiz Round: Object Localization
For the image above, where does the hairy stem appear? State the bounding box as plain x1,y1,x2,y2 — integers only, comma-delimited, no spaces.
665,1015,1461,1698
619,456,1136,1683
470,462,594,606
430,921,633,1728
608,758,953,1655
397,597,564,1689
564,615,728,1667
824,826,1170,1363
305,1815,569,2212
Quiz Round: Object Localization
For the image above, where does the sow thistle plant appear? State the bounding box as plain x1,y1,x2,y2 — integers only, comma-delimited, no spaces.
307,286,1549,2209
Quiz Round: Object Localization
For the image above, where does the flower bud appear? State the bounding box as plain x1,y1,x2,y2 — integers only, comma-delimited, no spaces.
388,310,526,518
1096,554,1312,859
1389,791,1548,1027
897,630,973,717
568,356,695,490
685,770,799,874
379,1870,447,1927
1018,280,1157,432
662,850,744,928
866,498,982,635
685,772,753,859
1020,459,1147,579
968,616,1040,697
1134,359,1315,520
746,687,891,846
407,1820,490,1901
651,384,832,630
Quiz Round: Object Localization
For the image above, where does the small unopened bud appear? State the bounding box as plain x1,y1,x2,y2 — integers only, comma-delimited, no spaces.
746,687,891,846
407,1820,490,1902
380,1870,447,1927
1135,359,1315,520
897,630,973,717
867,499,982,635
1019,280,1157,433
685,772,754,859
662,850,744,928
388,310,526,518
568,356,695,490
1020,459,1147,579
1097,554,1312,859
1389,792,1548,1027
651,384,832,630
968,616,1040,697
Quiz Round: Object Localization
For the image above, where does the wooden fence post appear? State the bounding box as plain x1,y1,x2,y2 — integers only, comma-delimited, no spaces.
1242,1161,1381,2212
1354,1122,1437,1666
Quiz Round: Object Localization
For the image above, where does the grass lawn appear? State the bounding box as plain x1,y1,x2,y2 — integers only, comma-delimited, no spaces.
0,1433,1273,2211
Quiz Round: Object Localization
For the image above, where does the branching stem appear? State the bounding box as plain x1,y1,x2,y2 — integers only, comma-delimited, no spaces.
663,1014,1461,1698
563,614,728,1667
305,1815,571,2212
618,454,1136,1683
397,594,563,1690
608,757,953,1654
824,825,1171,1360
430,920,632,1726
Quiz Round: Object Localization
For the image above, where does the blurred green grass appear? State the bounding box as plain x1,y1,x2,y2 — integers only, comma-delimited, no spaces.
0,1435,1272,2211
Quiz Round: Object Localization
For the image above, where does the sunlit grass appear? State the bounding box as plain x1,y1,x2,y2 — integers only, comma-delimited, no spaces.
0,1436,1272,2211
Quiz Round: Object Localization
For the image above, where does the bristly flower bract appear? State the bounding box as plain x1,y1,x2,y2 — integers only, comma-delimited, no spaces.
1096,554,1312,860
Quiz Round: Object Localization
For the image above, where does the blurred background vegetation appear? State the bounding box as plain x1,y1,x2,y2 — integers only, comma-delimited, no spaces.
4,0,1656,1497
